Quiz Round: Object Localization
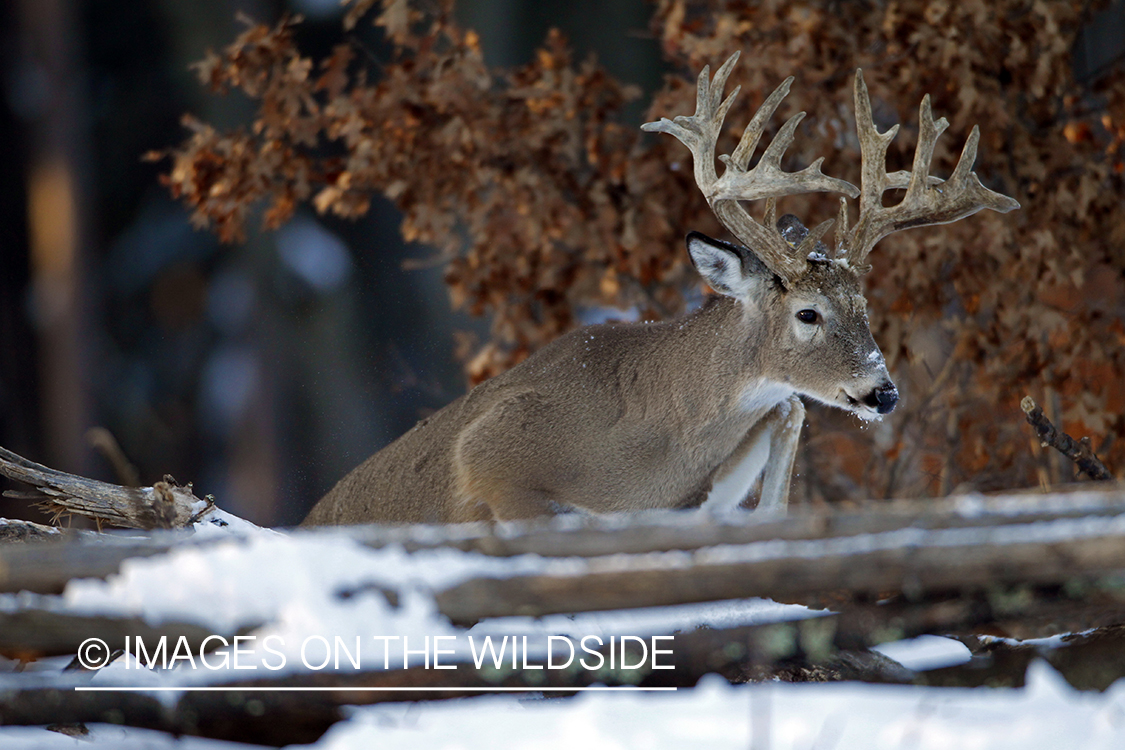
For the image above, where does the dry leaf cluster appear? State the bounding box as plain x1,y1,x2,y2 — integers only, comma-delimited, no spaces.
154,0,1125,500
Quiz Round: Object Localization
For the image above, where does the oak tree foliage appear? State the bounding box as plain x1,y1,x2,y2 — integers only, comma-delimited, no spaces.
153,0,1125,500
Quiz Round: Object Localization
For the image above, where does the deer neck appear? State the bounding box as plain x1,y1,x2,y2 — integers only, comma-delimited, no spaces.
657,295,792,425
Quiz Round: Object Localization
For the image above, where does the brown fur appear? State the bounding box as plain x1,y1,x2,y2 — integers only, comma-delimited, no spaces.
302,234,894,526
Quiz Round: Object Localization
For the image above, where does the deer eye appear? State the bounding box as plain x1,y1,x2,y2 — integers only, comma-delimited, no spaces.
796,309,819,324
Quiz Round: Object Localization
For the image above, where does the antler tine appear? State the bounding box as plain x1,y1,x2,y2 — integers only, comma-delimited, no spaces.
644,53,858,283
642,52,744,193
844,70,1021,268
849,71,899,232
833,196,850,261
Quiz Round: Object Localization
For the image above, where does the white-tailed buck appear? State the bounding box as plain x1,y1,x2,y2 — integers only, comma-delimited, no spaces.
303,53,1018,526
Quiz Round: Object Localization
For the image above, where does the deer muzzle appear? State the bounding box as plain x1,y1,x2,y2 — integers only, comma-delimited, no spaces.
863,382,899,414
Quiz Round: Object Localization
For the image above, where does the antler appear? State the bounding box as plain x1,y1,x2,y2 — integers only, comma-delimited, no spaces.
642,52,858,283
839,70,1021,269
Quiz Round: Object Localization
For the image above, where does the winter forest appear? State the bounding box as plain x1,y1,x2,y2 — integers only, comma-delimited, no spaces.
2,0,1125,747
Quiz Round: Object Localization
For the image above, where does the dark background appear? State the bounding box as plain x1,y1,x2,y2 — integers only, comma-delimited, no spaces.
0,0,664,526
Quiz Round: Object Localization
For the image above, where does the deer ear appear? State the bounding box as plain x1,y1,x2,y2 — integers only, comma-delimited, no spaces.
686,232,770,299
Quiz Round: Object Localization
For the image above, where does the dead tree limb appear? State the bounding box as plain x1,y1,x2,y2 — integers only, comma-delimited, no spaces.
918,624,1125,691
0,446,213,530
1021,396,1113,481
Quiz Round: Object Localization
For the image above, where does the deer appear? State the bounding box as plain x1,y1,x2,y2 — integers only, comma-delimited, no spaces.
302,52,1019,527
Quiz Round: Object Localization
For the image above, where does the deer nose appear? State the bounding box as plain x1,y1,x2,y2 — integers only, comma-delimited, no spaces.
863,383,898,414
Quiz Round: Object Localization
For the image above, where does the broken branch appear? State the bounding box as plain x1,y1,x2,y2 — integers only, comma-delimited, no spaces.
1021,396,1113,481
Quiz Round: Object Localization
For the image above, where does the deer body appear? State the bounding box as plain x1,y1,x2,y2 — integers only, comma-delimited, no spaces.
304,230,894,526
302,53,1018,527
305,295,797,525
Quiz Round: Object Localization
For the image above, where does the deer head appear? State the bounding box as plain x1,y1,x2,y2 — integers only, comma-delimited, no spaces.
643,52,1019,421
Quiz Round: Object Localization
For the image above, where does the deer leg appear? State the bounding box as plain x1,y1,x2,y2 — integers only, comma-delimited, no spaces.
702,395,804,514
756,395,805,513
702,424,771,514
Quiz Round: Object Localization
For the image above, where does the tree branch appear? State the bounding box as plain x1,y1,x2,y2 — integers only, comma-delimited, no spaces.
1021,396,1113,481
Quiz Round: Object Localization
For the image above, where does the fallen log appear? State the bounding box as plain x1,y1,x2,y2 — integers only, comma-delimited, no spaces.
3,487,1125,596
433,515,1125,623
0,608,254,659
0,617,907,746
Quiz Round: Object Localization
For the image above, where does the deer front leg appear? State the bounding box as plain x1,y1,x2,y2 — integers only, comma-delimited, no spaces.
702,394,804,515
756,394,805,513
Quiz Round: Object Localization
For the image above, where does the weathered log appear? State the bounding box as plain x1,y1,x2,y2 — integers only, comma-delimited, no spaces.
0,446,209,530
0,686,177,738
0,534,199,595
0,608,250,658
433,516,1125,623
365,486,1125,559
0,519,65,543
4,487,1125,596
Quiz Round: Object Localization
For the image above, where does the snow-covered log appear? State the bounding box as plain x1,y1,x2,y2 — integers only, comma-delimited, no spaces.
434,511,1125,623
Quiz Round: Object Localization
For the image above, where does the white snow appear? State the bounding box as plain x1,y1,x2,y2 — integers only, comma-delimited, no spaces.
191,505,277,538
300,662,1125,750
0,725,263,750
872,635,972,671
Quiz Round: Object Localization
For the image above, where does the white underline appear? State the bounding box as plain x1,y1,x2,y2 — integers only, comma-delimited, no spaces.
74,686,676,692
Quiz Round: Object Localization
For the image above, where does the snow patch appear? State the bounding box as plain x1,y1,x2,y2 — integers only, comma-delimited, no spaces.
872,635,972,671
304,662,1125,750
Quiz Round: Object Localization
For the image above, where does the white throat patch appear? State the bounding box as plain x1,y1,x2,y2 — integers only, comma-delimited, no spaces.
738,380,793,416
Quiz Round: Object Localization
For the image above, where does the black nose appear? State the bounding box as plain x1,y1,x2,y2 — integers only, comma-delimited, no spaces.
863,383,899,414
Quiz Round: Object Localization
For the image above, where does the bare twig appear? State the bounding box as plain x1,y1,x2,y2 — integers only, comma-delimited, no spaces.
1021,396,1113,481
85,427,141,487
